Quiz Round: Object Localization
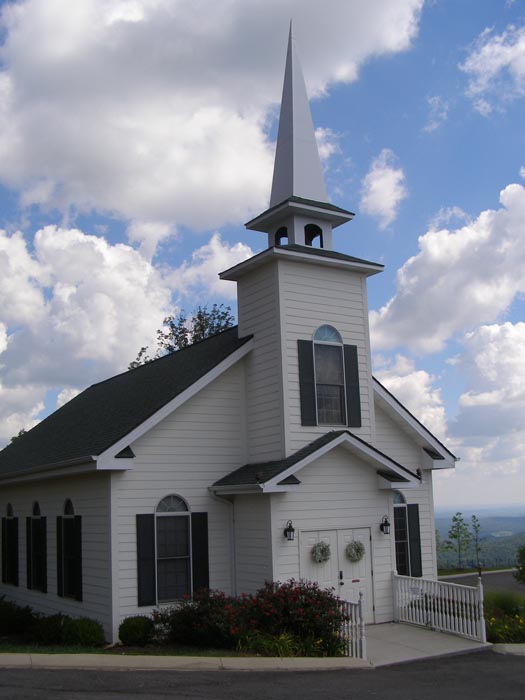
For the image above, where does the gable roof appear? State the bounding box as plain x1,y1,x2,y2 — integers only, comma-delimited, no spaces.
0,327,252,479
212,430,419,494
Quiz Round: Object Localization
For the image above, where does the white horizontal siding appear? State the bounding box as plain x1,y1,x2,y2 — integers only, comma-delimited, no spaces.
237,263,285,462
234,495,272,595
112,363,245,630
0,473,112,639
270,446,395,623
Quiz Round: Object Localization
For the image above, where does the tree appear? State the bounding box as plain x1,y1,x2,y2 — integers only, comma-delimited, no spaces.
471,514,483,570
444,512,472,570
10,428,27,443
515,545,525,585
128,304,235,370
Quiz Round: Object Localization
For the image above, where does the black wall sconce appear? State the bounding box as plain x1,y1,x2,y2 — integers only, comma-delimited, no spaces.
380,515,391,534
283,520,295,541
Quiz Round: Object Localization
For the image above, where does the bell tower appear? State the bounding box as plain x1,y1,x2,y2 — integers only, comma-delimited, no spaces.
245,23,354,249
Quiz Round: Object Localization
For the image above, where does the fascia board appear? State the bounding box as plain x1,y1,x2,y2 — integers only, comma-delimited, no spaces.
97,339,254,468
209,484,263,496
373,378,456,469
0,461,98,486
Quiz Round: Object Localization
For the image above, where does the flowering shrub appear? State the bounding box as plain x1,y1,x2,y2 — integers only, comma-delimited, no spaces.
484,591,525,643
154,580,348,656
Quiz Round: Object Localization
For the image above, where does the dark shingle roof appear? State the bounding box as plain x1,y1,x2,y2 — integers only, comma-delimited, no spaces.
213,430,416,489
0,327,251,478
279,244,383,269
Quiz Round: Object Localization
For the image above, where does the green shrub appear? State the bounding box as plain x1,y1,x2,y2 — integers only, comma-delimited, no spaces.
514,545,525,585
484,590,525,643
62,617,106,647
484,591,525,617
31,614,71,646
0,597,36,636
238,630,301,657
119,616,154,647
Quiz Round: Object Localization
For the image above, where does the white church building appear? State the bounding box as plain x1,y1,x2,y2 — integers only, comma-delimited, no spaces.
0,28,456,643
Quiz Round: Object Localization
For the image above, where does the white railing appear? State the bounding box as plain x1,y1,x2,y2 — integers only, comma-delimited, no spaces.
393,572,486,643
339,591,366,658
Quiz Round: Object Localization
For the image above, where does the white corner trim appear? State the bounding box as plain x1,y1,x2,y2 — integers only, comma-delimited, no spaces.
96,339,254,468
373,378,456,469
264,432,419,490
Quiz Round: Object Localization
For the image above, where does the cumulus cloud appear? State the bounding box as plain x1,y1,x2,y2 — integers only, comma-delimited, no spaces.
460,24,525,114
0,0,423,239
167,233,254,301
374,354,447,438
422,95,449,133
370,183,525,353
359,149,407,229
315,127,341,161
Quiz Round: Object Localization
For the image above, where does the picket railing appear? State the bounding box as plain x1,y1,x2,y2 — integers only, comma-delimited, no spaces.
393,572,486,642
339,591,366,658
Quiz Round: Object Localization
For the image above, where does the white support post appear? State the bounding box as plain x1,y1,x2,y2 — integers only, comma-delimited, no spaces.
392,569,400,622
477,575,487,643
358,591,366,660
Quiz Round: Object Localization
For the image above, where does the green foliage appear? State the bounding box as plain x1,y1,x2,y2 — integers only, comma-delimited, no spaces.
128,304,235,369
118,615,155,647
62,617,106,647
515,545,525,585
154,580,348,657
10,428,27,443
444,512,472,569
484,590,525,643
0,597,36,636
31,614,71,646
471,515,482,569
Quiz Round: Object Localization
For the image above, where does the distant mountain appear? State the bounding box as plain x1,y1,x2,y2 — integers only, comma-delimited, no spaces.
435,515,525,540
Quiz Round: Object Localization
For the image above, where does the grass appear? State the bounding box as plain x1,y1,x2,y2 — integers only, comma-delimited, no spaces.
438,566,516,576
0,639,241,656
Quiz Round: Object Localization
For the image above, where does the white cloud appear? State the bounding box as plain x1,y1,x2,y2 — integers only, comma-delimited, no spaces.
0,0,423,240
0,224,174,443
315,127,341,161
127,220,175,261
520,165,525,179
460,24,525,114
360,149,408,229
374,354,447,438
422,95,449,133
370,183,525,353
56,387,81,408
167,233,254,301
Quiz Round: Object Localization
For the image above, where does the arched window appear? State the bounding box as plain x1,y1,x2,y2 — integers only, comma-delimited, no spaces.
57,499,82,600
393,491,422,577
313,325,346,425
305,223,323,248
1,504,18,586
275,226,288,245
155,495,191,602
27,501,46,592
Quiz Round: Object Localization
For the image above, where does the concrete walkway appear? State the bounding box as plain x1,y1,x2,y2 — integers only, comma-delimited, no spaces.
0,623,492,671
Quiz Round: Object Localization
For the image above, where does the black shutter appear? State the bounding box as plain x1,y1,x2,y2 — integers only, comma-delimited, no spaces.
343,344,361,428
191,512,209,592
39,518,47,594
10,518,18,586
297,340,316,426
26,518,33,589
407,504,422,577
73,516,82,601
136,514,156,606
1,518,6,584
56,516,63,597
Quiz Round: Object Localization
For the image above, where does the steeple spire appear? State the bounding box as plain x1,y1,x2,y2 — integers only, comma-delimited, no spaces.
245,24,354,250
270,23,328,207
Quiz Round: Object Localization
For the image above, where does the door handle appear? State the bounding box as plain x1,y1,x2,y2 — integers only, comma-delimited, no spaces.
339,581,345,586
339,570,344,585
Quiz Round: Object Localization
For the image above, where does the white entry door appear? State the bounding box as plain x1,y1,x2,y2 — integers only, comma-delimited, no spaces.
299,528,374,622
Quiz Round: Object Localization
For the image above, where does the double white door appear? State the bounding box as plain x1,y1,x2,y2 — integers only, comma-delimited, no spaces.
299,528,374,622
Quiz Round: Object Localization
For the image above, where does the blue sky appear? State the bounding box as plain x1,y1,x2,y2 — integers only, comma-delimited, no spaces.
1,0,524,508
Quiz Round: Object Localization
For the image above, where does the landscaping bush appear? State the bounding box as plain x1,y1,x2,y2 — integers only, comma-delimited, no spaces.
0,596,36,636
119,615,155,647
62,617,106,647
31,614,71,646
484,590,525,644
155,580,348,656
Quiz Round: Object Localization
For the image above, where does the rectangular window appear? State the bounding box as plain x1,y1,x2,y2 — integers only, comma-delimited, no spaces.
57,516,82,601
156,516,190,602
27,517,47,592
1,517,19,586
315,344,346,425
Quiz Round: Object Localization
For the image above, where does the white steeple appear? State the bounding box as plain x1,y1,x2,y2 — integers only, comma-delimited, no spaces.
245,24,353,250
270,23,328,207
